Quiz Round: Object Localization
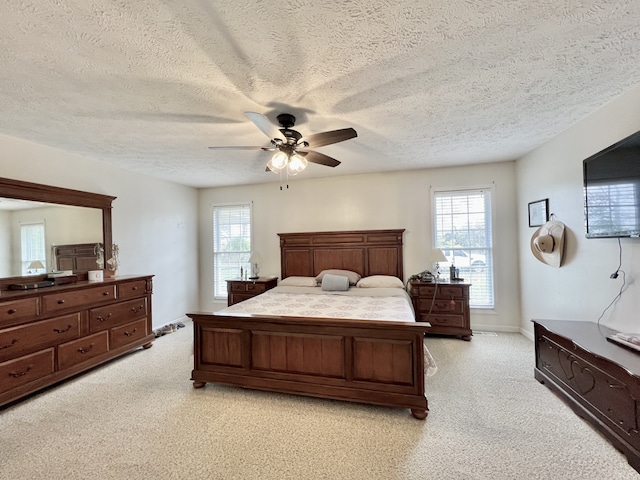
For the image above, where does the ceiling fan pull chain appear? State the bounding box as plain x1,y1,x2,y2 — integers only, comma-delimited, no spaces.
278,169,288,191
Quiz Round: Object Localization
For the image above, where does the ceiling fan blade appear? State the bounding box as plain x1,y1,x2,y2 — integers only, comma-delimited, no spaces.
300,128,357,149
300,150,341,167
208,146,265,150
245,112,283,140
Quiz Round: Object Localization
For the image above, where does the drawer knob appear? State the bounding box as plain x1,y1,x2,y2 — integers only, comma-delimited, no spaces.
77,343,95,354
124,328,138,337
132,286,139,291
131,305,144,313
9,364,33,377
96,313,112,322
0,339,18,350
54,324,73,334
57,299,65,305
7,308,17,314
102,291,110,296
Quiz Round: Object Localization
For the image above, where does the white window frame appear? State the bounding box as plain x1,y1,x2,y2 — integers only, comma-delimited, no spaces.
432,186,495,309
212,203,252,300
20,221,47,275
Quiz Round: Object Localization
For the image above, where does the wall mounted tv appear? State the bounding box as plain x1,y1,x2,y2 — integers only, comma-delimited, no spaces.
583,129,640,238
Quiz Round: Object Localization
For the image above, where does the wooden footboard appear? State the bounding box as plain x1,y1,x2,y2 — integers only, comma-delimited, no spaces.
187,312,430,419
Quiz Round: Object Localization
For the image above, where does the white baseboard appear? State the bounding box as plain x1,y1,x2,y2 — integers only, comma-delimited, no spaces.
519,327,534,341
471,324,521,333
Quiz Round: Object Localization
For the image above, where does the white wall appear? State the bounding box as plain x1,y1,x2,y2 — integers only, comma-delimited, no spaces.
0,133,199,328
198,162,521,332
516,84,640,337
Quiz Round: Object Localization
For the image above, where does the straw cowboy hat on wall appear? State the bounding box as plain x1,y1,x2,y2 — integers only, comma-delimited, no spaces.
531,219,566,268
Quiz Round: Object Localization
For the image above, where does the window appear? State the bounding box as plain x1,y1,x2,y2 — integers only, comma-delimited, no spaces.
433,188,494,308
21,222,46,275
212,204,251,299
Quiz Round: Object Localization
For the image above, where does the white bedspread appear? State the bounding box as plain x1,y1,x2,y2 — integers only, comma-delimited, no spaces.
221,286,437,376
222,285,415,321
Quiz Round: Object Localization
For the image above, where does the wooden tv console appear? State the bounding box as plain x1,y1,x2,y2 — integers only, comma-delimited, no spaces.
533,319,640,473
0,275,154,407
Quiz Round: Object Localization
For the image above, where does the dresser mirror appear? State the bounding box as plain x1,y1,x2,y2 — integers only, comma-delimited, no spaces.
0,177,115,288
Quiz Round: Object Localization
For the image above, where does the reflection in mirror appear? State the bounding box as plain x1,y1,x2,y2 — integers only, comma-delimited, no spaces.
0,198,103,277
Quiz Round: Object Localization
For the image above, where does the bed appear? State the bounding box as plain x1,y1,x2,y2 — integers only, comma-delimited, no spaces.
187,229,434,419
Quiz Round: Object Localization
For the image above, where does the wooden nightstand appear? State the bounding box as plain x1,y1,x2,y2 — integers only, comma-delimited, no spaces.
409,280,472,341
226,277,278,306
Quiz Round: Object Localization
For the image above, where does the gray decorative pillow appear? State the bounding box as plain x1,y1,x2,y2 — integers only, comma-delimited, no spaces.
316,269,361,286
321,274,350,291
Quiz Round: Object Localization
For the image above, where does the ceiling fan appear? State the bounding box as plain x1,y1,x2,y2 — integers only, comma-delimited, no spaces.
208,112,357,175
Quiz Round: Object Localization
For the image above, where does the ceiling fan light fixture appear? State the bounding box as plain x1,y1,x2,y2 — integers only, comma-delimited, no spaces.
287,154,308,176
210,112,356,176
267,151,288,172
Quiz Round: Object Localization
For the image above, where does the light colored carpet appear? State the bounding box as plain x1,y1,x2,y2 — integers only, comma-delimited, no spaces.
1,321,637,480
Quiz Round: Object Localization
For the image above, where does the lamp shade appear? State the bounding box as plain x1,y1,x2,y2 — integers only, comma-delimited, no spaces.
249,251,263,264
287,154,308,175
267,151,288,173
428,248,447,263
27,260,45,270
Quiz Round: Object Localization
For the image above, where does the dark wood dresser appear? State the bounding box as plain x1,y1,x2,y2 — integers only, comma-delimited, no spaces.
0,275,154,408
533,319,640,473
226,277,278,306
409,280,472,340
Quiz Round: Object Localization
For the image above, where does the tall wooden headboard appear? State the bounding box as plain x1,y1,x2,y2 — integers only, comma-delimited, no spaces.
278,229,405,280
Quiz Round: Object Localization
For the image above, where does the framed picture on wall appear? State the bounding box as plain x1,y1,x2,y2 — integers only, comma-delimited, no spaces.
528,199,549,227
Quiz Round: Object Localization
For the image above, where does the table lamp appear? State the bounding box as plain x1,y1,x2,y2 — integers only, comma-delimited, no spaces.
248,251,263,280
27,260,45,274
428,248,447,280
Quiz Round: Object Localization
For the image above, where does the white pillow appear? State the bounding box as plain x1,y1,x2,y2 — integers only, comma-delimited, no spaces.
315,269,361,286
356,275,404,289
279,276,318,287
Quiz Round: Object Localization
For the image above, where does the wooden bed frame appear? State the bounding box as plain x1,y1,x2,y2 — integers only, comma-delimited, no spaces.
187,229,430,419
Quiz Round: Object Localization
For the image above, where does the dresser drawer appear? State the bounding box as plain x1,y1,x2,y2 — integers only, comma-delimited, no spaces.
0,297,39,327
413,284,464,299
230,293,257,304
228,282,269,294
417,299,464,315
110,318,148,350
89,298,148,332
421,314,465,328
58,331,109,370
42,285,116,314
0,348,55,394
438,285,465,298
0,313,81,362
117,280,148,300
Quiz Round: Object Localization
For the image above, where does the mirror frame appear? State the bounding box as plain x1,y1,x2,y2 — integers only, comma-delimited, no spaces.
0,177,115,290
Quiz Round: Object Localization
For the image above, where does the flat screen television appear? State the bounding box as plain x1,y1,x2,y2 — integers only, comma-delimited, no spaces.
583,129,640,238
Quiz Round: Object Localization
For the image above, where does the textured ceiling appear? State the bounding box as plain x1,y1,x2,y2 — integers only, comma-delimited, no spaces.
1,0,639,188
